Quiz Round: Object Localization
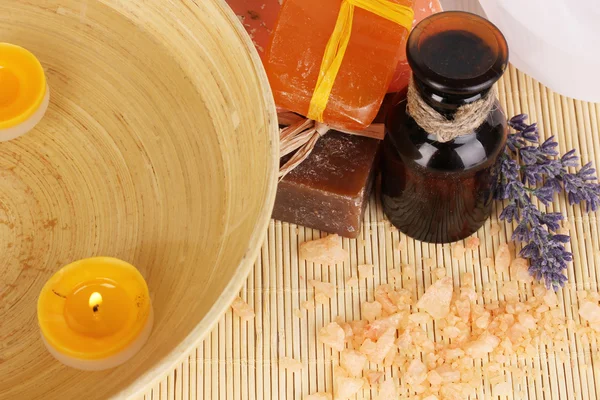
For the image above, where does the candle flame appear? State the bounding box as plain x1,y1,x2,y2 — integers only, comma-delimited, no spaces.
89,292,103,310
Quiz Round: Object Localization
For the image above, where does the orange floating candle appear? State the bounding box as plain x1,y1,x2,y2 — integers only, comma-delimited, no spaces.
37,257,153,371
0,43,49,142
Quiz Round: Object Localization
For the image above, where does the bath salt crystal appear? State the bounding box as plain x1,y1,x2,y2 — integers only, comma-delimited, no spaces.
377,378,398,400
489,222,501,236
533,285,546,298
300,235,347,265
443,326,461,339
337,321,354,341
465,332,500,358
366,370,384,386
452,243,465,259
365,314,405,340
315,293,330,305
362,301,383,322
231,297,255,319
301,300,315,311
280,357,303,373
510,257,532,282
435,268,447,279
435,364,461,383
493,382,512,396
416,277,453,319
403,267,416,280
406,359,428,386
388,269,402,282
358,264,375,280
483,257,494,268
465,236,481,250
494,244,511,274
409,312,432,326
365,328,396,364
319,322,346,351
543,290,559,308
340,350,367,377
577,290,588,301
346,276,359,288
309,279,336,299
461,272,474,286
579,301,600,323
501,282,519,302
333,372,364,400
375,285,399,314
588,292,600,302
518,313,537,330
427,370,443,386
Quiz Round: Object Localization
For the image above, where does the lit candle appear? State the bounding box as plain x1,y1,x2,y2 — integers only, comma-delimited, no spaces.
0,42,50,142
37,257,153,371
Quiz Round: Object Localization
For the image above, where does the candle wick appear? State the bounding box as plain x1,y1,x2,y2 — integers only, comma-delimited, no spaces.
89,292,103,312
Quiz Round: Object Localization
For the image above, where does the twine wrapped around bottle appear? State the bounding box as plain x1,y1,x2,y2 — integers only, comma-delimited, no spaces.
406,77,498,142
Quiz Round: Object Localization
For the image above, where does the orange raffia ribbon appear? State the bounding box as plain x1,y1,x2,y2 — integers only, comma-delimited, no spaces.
306,0,414,122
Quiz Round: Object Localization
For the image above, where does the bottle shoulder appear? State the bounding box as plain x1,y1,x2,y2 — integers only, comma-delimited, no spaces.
385,100,507,172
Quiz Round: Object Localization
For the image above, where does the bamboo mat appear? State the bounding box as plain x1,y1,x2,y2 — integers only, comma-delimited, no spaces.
139,66,600,399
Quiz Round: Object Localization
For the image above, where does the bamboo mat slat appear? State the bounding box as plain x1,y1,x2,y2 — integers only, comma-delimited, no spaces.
142,67,600,399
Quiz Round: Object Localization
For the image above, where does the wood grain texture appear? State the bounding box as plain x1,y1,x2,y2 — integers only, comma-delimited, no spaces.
144,66,600,400
0,0,278,398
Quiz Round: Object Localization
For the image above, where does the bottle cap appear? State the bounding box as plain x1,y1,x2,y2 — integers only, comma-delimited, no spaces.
407,12,509,96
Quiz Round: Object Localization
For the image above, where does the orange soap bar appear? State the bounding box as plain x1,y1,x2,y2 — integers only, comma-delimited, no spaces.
226,0,281,61
265,0,413,131
388,0,443,92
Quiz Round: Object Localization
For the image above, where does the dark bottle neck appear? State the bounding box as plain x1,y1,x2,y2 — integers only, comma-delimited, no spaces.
413,77,492,118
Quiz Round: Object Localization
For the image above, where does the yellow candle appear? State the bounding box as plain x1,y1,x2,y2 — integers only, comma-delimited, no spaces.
37,257,153,371
0,43,50,142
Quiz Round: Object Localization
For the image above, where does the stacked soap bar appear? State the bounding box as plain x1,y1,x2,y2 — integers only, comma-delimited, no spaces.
273,132,380,238
265,0,413,131
273,96,396,238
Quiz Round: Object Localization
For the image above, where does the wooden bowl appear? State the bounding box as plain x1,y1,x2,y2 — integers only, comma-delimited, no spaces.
0,0,278,398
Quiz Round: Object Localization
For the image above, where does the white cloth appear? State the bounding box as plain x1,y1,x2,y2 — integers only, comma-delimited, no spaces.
478,0,600,103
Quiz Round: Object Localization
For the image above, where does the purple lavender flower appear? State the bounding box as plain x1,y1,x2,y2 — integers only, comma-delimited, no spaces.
496,115,600,289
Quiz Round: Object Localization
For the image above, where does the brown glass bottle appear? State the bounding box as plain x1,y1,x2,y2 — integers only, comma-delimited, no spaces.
381,12,509,244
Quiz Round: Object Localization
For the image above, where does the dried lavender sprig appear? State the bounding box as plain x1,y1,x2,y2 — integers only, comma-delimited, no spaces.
495,114,600,290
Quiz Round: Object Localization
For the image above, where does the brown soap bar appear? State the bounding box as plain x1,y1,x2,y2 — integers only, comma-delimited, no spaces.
273,131,380,238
